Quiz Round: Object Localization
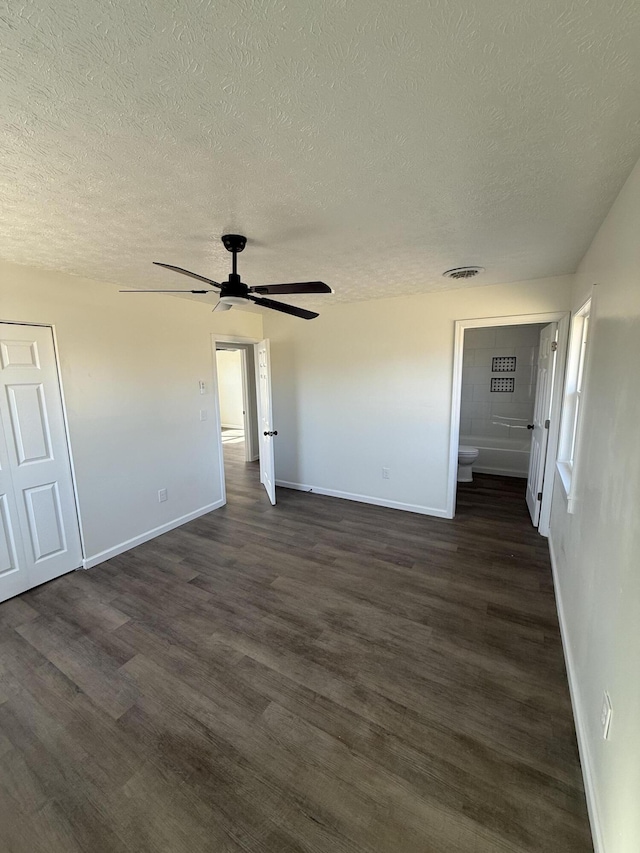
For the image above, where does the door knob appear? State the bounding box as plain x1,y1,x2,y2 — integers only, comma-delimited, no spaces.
527,424,534,430
264,430,278,436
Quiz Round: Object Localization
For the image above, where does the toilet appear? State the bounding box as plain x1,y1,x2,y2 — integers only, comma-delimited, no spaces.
457,445,480,482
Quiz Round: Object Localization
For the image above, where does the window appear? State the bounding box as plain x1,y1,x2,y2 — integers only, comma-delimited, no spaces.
557,300,591,502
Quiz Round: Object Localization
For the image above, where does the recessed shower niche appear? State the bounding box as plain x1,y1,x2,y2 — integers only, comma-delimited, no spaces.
490,377,515,392
492,356,517,372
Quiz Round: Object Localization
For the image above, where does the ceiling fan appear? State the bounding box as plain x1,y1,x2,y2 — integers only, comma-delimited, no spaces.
120,234,331,319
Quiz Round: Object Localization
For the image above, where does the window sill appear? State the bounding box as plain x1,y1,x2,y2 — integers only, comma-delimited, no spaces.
556,461,577,514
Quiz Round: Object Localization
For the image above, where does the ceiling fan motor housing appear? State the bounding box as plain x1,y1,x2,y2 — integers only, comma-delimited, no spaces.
222,271,250,300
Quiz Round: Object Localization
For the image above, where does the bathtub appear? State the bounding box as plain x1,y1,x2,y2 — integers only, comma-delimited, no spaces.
460,434,532,478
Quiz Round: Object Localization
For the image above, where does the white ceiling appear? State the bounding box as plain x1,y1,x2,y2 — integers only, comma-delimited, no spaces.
2,0,640,309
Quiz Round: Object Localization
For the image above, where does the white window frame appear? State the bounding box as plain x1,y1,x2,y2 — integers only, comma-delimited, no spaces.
557,298,591,508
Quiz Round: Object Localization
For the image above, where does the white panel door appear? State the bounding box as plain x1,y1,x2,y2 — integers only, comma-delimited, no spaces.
0,324,82,602
256,339,276,505
0,428,30,601
526,323,558,526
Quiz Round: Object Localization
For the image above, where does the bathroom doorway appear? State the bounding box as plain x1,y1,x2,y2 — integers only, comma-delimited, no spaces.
447,312,570,535
459,323,546,477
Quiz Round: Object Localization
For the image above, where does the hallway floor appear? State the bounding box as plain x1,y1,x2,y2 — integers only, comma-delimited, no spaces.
0,448,592,852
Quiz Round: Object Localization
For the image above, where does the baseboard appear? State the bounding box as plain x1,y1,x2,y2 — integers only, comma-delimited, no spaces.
275,480,450,518
548,536,605,853
82,499,226,569
221,423,244,430
474,465,527,478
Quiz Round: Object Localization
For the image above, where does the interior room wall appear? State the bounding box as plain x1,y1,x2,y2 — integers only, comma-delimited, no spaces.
460,323,543,442
549,158,640,853
1,261,263,566
216,349,245,429
264,275,571,517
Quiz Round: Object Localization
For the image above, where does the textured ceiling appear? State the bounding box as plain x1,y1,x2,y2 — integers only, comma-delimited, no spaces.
2,0,640,310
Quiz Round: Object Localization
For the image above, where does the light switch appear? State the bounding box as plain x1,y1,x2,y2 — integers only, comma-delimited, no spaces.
199,380,206,395
199,409,208,421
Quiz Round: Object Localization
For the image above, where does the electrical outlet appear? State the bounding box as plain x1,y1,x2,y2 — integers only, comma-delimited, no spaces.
601,692,612,739
158,488,168,503
382,467,390,479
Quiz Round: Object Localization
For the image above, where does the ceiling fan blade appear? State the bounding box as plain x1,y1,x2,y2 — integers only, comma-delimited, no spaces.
120,289,210,293
153,262,221,288
247,295,319,320
249,281,331,295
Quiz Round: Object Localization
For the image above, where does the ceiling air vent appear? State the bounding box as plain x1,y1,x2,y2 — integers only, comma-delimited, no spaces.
442,266,485,280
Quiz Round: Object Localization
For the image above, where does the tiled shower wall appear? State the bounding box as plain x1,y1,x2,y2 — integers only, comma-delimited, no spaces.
460,324,544,441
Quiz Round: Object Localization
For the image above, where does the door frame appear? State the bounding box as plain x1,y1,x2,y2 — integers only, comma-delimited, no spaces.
446,311,570,535
0,319,86,565
211,334,260,501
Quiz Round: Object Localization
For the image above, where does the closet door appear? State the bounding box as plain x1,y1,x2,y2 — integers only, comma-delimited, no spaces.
0,417,29,601
0,324,82,603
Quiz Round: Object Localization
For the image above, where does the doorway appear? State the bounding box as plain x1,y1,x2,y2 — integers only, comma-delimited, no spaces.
215,341,260,464
447,312,569,535
214,340,259,498
215,347,252,460
212,336,278,506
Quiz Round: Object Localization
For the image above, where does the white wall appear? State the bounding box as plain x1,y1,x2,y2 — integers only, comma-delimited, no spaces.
265,276,571,516
216,349,245,428
461,323,543,441
1,261,263,565
549,159,640,853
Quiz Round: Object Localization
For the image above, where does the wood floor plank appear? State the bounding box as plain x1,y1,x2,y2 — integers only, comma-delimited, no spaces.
0,441,593,852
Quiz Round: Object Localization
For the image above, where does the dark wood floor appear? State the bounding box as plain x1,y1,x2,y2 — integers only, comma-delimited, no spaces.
0,443,592,852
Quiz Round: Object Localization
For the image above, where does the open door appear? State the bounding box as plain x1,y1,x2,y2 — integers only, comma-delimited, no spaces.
256,339,276,505
526,323,558,526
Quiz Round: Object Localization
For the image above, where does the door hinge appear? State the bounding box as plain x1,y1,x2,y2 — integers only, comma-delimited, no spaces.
537,492,543,501
551,340,558,352
544,419,550,429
